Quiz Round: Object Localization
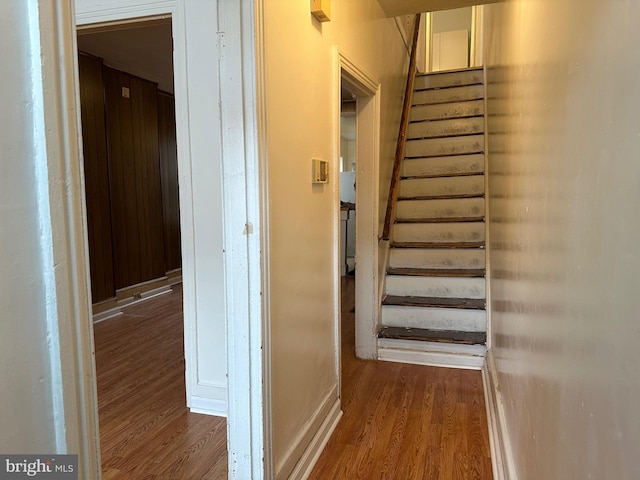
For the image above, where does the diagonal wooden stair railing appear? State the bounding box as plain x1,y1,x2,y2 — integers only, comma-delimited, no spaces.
382,13,422,241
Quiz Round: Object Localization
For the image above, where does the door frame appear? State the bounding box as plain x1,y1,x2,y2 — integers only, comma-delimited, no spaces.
336,51,381,362
72,0,266,478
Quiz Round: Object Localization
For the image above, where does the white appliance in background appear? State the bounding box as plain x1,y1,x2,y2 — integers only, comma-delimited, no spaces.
340,171,356,275
340,209,348,276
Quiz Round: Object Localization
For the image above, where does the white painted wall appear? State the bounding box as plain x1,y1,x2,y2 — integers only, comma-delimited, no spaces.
0,0,58,454
485,2,640,478
0,2,100,474
261,1,409,476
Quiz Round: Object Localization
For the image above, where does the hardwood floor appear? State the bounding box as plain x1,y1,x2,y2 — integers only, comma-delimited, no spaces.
309,276,493,480
94,279,491,479
93,285,228,479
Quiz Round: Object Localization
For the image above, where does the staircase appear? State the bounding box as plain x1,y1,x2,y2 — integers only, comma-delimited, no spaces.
378,67,487,369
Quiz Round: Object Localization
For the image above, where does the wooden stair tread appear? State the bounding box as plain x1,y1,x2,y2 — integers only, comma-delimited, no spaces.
413,83,483,92
392,241,485,249
383,295,485,310
387,268,485,277
407,114,484,123
404,151,485,159
397,193,484,201
395,216,484,224
400,171,483,180
378,326,486,345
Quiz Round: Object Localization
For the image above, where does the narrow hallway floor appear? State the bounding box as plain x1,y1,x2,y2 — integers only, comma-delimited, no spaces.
309,276,493,480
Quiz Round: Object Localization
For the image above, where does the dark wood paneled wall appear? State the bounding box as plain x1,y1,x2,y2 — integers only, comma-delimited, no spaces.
157,91,182,272
79,57,181,302
103,66,167,289
78,54,116,303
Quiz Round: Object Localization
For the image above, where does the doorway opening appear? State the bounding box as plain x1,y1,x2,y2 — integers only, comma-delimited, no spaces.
76,19,227,476
338,61,380,366
340,86,357,278
424,5,484,72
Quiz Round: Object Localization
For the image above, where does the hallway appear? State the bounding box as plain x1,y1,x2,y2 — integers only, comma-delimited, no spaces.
309,277,492,479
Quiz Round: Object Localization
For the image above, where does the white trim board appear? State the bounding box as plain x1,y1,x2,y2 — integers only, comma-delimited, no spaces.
378,339,485,370
190,395,228,418
92,306,123,323
288,399,342,480
482,350,517,480
219,1,268,478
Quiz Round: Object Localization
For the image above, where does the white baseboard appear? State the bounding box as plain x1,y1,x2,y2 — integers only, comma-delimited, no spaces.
276,386,340,480
378,339,485,370
482,350,516,480
92,307,123,323
288,398,342,480
189,395,228,418
117,285,171,308
166,268,183,286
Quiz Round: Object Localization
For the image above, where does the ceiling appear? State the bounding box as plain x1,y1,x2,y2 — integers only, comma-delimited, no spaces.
77,20,174,93
74,3,494,94
377,0,498,17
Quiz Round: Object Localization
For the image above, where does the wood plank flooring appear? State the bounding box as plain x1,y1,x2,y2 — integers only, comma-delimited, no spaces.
309,277,493,480
94,279,491,479
93,285,228,479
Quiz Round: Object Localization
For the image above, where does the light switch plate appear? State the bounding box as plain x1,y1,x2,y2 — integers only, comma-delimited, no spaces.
312,159,329,184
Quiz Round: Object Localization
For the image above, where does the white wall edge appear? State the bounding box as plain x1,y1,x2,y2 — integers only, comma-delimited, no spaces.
255,0,273,477
378,343,484,370
288,398,342,480
190,395,228,418
275,386,339,480
332,44,343,416
219,0,267,477
482,349,517,480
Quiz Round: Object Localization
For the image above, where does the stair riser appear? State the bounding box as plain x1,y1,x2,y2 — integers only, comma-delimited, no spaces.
411,100,484,122
414,69,483,90
390,248,486,270
385,275,486,299
413,84,484,106
405,134,484,158
396,197,485,220
393,222,485,244
381,305,486,332
407,117,484,140
402,154,484,178
378,338,487,357
399,175,484,199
